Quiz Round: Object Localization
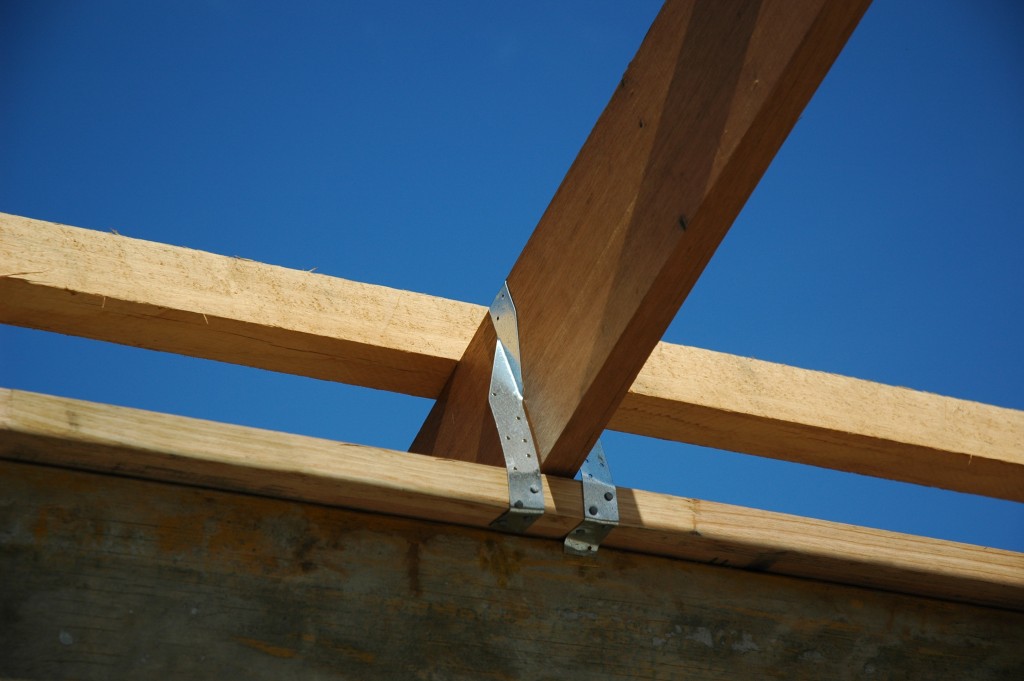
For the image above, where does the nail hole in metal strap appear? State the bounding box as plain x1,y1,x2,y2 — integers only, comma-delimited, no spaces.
488,283,544,533
564,441,619,555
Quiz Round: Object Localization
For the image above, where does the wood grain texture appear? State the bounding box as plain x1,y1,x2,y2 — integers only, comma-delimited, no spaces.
3,212,1022,500
2,388,1021,611
0,211,481,398
412,0,873,475
616,343,1024,501
2,460,1022,680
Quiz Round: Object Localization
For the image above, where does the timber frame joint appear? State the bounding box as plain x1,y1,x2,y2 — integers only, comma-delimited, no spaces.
486,282,620,553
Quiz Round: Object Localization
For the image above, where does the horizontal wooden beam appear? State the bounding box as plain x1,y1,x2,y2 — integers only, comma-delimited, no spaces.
617,343,1024,502
3,213,1022,500
2,388,1021,611
0,212,480,399
4,459,1021,679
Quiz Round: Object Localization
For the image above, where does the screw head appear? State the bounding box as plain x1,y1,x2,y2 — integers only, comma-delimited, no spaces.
604,491,614,501
588,505,599,516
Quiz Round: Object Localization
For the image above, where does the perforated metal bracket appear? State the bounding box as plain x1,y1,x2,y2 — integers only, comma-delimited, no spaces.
485,282,619,550
564,441,620,556
488,283,545,534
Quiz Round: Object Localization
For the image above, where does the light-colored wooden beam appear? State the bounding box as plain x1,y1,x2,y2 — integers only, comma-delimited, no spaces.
412,0,873,475
4,460,1022,679
4,213,1022,501
616,343,1024,502
2,388,1021,611
0,212,479,398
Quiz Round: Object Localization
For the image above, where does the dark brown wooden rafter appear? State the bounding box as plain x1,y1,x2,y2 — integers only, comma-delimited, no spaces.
412,0,873,475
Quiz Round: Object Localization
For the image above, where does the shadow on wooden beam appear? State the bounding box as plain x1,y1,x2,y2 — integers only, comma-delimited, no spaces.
2,388,1021,612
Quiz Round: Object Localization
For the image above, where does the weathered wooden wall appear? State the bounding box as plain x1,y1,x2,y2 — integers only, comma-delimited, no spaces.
1,460,1021,680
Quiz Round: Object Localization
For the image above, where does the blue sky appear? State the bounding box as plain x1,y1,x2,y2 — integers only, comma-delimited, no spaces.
2,1,1022,551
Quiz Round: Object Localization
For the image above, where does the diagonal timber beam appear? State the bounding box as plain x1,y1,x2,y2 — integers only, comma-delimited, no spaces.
2,213,1022,501
411,0,873,475
2,387,1021,612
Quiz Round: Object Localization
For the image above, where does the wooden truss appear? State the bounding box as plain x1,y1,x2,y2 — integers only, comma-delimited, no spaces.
2,1,1022,678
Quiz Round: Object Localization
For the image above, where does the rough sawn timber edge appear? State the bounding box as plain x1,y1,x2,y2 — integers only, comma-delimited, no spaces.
1,388,1021,612
2,213,1021,501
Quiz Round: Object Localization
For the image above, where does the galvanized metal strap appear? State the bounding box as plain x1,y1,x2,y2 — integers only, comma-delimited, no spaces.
486,281,620,553
488,283,544,533
564,441,619,555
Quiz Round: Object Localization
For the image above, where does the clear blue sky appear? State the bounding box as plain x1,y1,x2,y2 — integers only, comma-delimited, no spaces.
2,1,1022,551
